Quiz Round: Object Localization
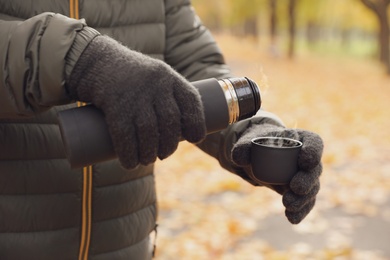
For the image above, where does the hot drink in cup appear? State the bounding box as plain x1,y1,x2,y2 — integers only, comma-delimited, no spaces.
250,137,302,185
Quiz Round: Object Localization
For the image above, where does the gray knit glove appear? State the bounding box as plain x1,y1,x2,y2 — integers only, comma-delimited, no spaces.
232,124,324,224
67,36,206,169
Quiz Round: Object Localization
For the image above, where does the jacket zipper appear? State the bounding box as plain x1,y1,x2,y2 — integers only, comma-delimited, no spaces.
69,0,79,21
76,108,92,260
79,165,93,260
70,1,93,259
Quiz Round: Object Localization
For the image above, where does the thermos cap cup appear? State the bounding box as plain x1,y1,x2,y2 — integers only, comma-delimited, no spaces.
250,137,302,185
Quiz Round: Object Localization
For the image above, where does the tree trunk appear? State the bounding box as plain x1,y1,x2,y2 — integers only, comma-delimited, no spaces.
269,0,277,39
288,0,297,58
360,0,390,74
306,21,320,45
269,0,279,56
378,11,390,71
244,16,258,38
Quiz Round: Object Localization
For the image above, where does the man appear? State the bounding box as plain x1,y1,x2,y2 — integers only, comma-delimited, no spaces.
0,1,323,259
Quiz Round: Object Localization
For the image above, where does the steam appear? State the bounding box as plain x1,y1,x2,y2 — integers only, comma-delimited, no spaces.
256,130,300,148
253,65,300,148
256,66,270,95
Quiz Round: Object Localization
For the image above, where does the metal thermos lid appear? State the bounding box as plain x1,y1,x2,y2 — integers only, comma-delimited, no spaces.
227,77,261,121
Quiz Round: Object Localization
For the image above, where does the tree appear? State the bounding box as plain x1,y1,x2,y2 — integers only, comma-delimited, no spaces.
191,0,225,32
360,0,390,74
288,0,297,58
225,0,265,38
268,0,279,56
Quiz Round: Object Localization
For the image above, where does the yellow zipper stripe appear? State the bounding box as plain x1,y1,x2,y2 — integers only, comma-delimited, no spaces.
78,133,92,259
78,149,92,259
85,165,93,258
79,166,88,260
70,0,79,19
74,0,80,19
70,2,92,259
79,165,92,260
69,0,74,18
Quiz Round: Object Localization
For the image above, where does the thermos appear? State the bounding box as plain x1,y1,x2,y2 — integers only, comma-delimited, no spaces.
58,77,262,168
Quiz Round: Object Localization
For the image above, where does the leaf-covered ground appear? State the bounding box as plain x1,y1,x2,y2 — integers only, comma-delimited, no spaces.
154,34,390,260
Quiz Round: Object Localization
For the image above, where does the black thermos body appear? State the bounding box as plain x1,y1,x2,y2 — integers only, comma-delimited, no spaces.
58,77,261,168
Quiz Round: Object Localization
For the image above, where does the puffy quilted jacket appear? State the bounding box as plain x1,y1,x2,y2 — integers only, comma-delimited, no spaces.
0,0,281,259
0,1,233,259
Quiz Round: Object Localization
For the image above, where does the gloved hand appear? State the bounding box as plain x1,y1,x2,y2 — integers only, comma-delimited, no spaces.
67,36,206,169
231,123,324,224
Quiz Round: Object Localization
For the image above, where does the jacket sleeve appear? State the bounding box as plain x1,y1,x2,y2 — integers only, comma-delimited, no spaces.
164,0,231,81
164,0,285,177
0,12,99,118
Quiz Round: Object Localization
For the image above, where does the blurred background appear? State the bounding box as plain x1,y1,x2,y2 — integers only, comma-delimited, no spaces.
154,0,390,259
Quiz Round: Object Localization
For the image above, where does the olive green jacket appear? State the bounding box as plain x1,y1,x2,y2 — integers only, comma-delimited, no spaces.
0,0,281,259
